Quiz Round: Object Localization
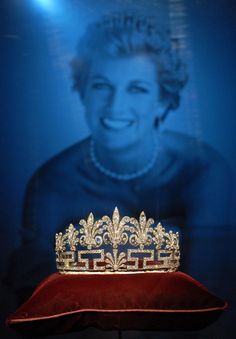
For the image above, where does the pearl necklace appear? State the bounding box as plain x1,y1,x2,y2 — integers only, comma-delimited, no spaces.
90,138,158,181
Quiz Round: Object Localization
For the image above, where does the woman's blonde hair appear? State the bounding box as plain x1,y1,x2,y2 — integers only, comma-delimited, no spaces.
71,12,188,111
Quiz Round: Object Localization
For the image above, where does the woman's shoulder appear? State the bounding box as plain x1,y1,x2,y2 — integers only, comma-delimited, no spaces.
28,138,91,188
160,130,224,165
159,130,233,192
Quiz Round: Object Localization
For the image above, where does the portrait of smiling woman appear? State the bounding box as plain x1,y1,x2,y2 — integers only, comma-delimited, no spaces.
5,12,231,324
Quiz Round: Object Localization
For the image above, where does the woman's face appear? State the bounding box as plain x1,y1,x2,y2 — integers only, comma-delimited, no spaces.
83,54,162,150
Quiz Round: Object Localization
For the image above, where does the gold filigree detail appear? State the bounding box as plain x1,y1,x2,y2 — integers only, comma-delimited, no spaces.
127,249,154,270
129,211,154,249
102,207,129,248
57,251,76,270
105,249,127,271
77,250,105,271
55,207,180,274
165,230,179,250
55,232,66,252
157,250,179,272
151,222,165,249
65,224,79,251
79,213,103,249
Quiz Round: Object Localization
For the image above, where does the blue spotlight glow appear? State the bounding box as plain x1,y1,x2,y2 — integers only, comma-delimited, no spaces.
33,0,58,12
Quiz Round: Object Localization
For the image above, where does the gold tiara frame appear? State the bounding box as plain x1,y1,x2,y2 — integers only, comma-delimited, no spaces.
55,207,180,274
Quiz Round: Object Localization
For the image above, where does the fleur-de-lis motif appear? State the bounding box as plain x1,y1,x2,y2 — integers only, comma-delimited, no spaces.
105,249,127,271
55,232,66,253
102,207,129,248
79,212,103,249
55,208,180,273
65,224,79,251
129,212,154,249
165,231,179,250
151,222,165,249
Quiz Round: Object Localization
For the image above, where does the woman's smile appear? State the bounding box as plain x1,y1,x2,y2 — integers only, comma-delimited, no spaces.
83,55,159,149
100,117,136,131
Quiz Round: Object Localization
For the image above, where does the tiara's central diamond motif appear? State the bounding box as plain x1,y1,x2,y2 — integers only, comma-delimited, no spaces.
55,207,180,274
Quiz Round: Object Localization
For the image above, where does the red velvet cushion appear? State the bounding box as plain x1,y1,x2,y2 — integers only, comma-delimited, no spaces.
6,272,227,336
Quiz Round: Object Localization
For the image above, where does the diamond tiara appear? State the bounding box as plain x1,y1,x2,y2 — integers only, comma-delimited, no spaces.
55,207,180,274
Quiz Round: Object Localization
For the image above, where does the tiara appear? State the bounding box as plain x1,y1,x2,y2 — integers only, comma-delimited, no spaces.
55,207,180,274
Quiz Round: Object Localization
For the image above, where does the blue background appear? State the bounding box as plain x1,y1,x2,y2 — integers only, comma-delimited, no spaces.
1,0,236,337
